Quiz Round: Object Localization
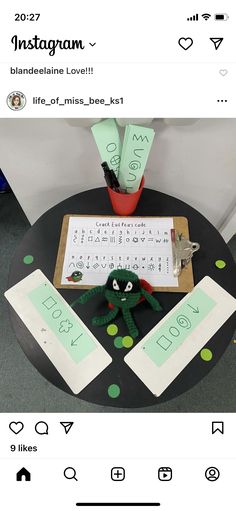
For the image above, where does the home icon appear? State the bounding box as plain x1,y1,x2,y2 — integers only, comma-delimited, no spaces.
16,467,31,482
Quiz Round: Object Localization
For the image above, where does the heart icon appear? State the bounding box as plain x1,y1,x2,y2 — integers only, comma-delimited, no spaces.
178,37,193,50
219,69,228,76
9,421,24,434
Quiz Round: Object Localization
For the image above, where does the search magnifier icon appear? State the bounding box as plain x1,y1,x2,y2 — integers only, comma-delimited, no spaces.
64,466,78,481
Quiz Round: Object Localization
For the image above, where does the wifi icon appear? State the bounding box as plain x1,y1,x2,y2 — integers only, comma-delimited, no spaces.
202,13,211,20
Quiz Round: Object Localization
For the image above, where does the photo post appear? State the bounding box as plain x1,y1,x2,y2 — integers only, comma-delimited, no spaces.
0,1,236,510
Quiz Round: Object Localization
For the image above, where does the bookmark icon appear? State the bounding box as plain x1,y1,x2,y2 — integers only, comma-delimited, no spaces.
212,421,224,434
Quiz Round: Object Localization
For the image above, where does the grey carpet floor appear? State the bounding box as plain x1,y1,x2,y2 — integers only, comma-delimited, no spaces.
0,193,235,413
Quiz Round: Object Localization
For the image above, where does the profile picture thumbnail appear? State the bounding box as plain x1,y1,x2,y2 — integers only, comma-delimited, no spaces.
7,91,26,111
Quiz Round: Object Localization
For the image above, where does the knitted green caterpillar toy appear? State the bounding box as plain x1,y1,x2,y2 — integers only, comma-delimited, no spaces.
71,269,162,338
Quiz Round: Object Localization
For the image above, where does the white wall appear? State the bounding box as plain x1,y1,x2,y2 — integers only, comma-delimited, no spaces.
220,205,236,242
0,118,236,232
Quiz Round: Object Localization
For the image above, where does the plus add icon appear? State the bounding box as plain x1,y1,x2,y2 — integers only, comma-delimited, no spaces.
111,467,125,481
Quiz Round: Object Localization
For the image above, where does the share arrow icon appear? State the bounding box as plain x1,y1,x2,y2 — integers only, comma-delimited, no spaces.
60,422,74,434
210,37,223,50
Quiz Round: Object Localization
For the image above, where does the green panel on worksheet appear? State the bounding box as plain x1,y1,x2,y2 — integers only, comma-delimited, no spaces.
143,288,216,366
28,283,97,363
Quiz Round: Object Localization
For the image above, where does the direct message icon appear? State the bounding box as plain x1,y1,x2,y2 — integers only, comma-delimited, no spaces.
210,38,223,50
212,421,224,434
60,422,74,434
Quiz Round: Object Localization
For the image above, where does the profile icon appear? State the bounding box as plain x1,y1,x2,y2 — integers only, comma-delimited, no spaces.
7,91,26,111
205,466,220,482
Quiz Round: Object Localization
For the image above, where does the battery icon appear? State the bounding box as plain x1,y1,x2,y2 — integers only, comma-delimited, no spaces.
214,13,229,20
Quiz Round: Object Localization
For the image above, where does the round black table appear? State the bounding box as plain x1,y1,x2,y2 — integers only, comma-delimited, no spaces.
8,188,236,407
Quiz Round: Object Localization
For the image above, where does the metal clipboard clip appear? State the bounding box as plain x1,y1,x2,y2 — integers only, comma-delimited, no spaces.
171,229,200,277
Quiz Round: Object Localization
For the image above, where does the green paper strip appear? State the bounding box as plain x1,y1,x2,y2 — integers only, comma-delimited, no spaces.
91,119,121,178
119,124,155,192
143,288,216,367
28,283,97,364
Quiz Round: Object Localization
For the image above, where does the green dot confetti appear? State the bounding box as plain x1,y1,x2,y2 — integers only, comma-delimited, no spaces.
107,324,118,336
23,255,34,265
108,384,120,398
215,259,226,269
114,336,124,349
122,336,134,348
200,348,213,362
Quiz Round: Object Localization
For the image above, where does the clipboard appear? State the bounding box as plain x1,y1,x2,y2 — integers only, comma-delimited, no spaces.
53,215,195,292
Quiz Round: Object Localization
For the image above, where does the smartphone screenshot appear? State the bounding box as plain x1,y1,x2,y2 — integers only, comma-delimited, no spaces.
0,1,236,510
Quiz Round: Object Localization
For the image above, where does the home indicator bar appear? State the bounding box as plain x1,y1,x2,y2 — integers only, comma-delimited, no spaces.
76,504,161,508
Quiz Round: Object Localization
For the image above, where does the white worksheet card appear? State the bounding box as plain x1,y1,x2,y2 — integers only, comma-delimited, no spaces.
125,276,236,396
5,270,112,394
61,216,178,287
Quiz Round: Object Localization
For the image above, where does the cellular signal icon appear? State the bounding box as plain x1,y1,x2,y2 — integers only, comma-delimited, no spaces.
187,13,199,21
202,13,211,20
